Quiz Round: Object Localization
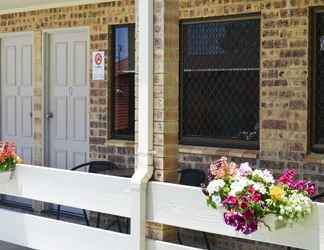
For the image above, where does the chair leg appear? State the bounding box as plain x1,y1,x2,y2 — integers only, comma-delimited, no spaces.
116,216,122,233
96,213,101,228
82,209,90,226
203,232,211,250
126,218,130,234
177,230,183,245
56,205,61,220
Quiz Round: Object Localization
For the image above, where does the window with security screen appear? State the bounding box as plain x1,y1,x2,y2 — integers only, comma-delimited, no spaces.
111,25,135,140
180,17,260,149
312,10,324,152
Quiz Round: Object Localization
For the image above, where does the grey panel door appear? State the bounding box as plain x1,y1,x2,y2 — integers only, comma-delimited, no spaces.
1,33,34,207
48,29,89,170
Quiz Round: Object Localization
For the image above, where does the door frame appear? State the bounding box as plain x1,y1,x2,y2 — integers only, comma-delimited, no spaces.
0,31,35,156
42,27,90,167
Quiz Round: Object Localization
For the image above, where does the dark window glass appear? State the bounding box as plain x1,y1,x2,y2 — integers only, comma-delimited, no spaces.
180,18,260,149
313,12,324,152
112,25,135,140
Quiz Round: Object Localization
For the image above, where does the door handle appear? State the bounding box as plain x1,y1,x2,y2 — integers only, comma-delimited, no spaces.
46,112,54,119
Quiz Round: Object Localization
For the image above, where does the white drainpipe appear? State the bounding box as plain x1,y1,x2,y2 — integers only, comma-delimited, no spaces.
131,0,154,250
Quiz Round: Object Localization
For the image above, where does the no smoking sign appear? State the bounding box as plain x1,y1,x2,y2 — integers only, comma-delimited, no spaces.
92,51,105,80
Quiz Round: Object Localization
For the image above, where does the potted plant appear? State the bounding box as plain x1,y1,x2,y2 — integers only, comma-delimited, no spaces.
0,142,23,183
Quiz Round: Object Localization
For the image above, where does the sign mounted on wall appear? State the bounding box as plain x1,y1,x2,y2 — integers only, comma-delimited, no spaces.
92,51,105,80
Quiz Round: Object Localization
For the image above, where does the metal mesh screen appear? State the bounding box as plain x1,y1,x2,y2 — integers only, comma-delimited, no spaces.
180,18,260,148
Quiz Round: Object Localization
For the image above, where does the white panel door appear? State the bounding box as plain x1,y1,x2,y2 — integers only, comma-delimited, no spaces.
48,30,89,170
0,33,34,207
1,34,34,164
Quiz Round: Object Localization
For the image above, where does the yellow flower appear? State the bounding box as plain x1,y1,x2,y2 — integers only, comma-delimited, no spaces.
16,156,24,164
270,186,285,201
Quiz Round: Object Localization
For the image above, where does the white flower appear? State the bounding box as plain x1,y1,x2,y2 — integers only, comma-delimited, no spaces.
262,169,275,184
207,179,225,195
212,195,222,206
253,182,267,194
229,178,249,196
252,169,275,184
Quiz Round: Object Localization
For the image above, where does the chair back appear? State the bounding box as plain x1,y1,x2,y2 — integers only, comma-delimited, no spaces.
179,169,206,187
89,161,118,174
70,161,118,174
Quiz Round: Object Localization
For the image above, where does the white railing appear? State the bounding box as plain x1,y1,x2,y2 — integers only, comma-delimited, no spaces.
0,164,323,250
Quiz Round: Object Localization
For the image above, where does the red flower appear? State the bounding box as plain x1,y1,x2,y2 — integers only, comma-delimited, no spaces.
247,186,255,194
251,192,262,203
240,202,248,209
243,209,254,220
223,196,238,209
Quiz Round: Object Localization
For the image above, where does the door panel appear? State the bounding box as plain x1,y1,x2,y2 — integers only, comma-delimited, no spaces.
48,30,89,171
72,97,87,141
21,45,32,86
21,97,33,137
1,33,34,207
5,46,17,86
73,41,87,86
4,96,17,136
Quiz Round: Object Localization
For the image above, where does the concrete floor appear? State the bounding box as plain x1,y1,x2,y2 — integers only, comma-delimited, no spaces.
0,241,31,250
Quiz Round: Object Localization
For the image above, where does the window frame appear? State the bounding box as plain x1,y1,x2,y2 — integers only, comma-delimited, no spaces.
179,14,261,150
110,23,136,141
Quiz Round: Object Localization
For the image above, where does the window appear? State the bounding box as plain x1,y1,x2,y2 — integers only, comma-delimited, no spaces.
111,25,135,140
312,10,324,152
180,17,260,149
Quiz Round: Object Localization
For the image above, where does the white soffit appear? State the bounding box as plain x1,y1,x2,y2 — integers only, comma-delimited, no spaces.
0,0,116,15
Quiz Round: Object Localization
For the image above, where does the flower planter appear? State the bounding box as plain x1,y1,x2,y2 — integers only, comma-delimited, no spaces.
204,157,315,235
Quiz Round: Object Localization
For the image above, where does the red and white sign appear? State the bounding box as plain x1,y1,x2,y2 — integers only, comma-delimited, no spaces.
92,51,105,80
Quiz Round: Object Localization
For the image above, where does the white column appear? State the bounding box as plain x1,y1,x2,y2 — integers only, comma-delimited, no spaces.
131,0,154,250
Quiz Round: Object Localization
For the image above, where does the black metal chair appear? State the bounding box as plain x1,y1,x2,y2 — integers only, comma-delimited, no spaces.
56,161,123,232
177,169,210,250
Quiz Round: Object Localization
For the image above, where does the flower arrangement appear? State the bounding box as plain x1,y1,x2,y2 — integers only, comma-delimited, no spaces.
0,142,23,172
203,157,315,235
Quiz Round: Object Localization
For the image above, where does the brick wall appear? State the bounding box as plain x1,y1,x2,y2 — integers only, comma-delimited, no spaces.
0,1,136,168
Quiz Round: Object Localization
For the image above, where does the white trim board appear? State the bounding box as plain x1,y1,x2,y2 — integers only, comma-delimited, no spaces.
0,0,116,15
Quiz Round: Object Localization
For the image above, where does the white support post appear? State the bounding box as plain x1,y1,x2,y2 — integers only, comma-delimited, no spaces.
131,0,154,250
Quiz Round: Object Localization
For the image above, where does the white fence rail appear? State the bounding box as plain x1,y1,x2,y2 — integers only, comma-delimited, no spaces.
0,164,322,250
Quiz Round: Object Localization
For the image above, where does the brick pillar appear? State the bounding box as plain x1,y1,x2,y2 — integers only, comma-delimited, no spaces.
153,0,179,183
260,1,308,175
146,0,179,242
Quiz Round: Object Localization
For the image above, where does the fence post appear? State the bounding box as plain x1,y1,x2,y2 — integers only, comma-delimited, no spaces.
315,204,324,250
131,0,154,250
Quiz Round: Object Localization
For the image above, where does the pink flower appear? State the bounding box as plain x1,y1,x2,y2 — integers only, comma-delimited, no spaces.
239,162,253,177
293,180,306,191
278,169,297,184
306,182,316,196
